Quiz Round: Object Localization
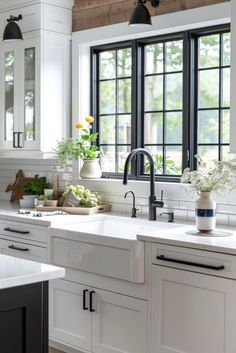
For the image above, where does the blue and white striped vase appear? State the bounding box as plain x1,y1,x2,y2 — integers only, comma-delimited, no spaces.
196,192,216,233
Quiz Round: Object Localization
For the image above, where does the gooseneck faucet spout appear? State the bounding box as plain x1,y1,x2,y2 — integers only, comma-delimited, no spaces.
123,148,164,221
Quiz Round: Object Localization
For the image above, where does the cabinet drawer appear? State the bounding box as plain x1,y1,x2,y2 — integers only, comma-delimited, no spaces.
0,238,48,263
0,220,48,244
51,236,144,283
152,243,236,279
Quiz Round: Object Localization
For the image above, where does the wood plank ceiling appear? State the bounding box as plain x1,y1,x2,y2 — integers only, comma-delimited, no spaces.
72,0,229,31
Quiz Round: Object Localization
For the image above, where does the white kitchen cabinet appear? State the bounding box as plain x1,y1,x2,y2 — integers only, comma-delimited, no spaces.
151,264,236,353
0,0,72,158
92,288,147,353
0,37,40,151
0,237,47,262
50,279,148,353
0,219,48,262
49,279,92,352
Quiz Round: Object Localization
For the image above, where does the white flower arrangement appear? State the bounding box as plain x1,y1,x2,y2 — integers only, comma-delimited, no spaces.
181,154,236,194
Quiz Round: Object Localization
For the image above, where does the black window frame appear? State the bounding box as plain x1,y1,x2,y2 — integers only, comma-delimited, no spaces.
91,24,230,182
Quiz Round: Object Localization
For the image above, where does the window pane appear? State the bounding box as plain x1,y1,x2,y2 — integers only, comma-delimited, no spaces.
145,75,163,111
100,145,116,172
145,146,164,174
165,146,182,175
221,110,230,144
118,146,131,172
25,48,35,141
118,78,131,113
165,40,183,72
145,43,163,74
144,113,163,144
221,145,230,161
118,115,131,144
198,69,219,108
198,110,219,144
118,48,132,77
166,73,183,110
100,116,115,144
199,34,220,68
198,145,218,161
100,51,116,79
222,68,230,107
5,51,14,141
223,33,231,66
100,80,116,114
165,112,182,144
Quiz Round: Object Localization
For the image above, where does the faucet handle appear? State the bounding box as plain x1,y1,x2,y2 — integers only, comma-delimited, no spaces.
160,190,164,202
155,190,164,208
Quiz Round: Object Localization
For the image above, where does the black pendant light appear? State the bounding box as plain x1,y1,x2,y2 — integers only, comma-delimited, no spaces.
3,15,23,42
129,0,160,27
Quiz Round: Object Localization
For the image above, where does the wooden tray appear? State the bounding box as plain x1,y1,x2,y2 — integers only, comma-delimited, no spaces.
35,204,111,215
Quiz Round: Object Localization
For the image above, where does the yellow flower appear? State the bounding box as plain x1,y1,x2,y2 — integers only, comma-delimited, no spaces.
75,122,84,129
85,116,94,124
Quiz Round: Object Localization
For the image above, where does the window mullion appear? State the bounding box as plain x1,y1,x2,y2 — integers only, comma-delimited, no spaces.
182,30,191,171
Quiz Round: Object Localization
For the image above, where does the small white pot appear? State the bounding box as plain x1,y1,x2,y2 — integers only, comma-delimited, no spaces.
196,192,216,232
80,159,102,179
19,195,37,208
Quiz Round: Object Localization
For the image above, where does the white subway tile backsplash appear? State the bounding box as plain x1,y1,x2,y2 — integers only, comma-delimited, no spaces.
179,200,195,210
216,213,229,226
164,200,180,209
187,210,196,222
217,204,236,214
229,215,236,227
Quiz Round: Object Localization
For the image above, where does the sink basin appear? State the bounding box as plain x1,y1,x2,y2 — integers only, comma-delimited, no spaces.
75,215,178,239
50,214,182,284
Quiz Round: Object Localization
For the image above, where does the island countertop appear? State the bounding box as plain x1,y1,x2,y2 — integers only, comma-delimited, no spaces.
0,254,64,290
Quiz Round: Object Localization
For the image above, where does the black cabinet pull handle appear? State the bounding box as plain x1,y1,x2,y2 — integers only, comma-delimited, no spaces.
156,255,225,271
8,245,29,252
13,132,18,148
89,291,95,312
18,132,23,148
83,289,89,311
4,227,30,235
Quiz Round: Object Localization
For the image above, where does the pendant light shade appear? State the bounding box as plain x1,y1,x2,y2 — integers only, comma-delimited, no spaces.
129,0,160,28
129,3,152,27
3,15,23,42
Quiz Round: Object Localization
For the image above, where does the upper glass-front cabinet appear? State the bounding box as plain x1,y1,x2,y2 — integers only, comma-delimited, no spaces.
0,39,39,150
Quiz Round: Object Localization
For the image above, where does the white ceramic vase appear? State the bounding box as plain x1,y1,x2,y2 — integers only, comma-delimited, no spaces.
195,192,216,232
80,159,102,179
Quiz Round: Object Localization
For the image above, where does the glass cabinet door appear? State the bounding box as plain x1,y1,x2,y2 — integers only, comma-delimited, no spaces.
4,50,15,143
0,41,39,151
24,47,36,142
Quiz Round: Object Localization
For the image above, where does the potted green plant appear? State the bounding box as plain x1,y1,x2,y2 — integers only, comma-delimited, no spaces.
20,176,50,208
56,116,102,179
37,194,50,206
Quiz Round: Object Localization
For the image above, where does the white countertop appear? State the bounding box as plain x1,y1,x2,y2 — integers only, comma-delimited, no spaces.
137,225,236,255
0,254,64,290
0,201,85,227
1,200,236,255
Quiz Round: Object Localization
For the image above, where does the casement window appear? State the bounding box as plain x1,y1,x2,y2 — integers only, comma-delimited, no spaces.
91,25,230,180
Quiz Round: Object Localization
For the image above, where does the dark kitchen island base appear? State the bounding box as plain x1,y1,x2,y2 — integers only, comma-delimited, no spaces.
0,281,48,353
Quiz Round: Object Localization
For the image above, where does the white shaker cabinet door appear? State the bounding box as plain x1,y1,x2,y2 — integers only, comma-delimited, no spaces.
151,265,236,353
49,279,92,352
92,288,148,353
